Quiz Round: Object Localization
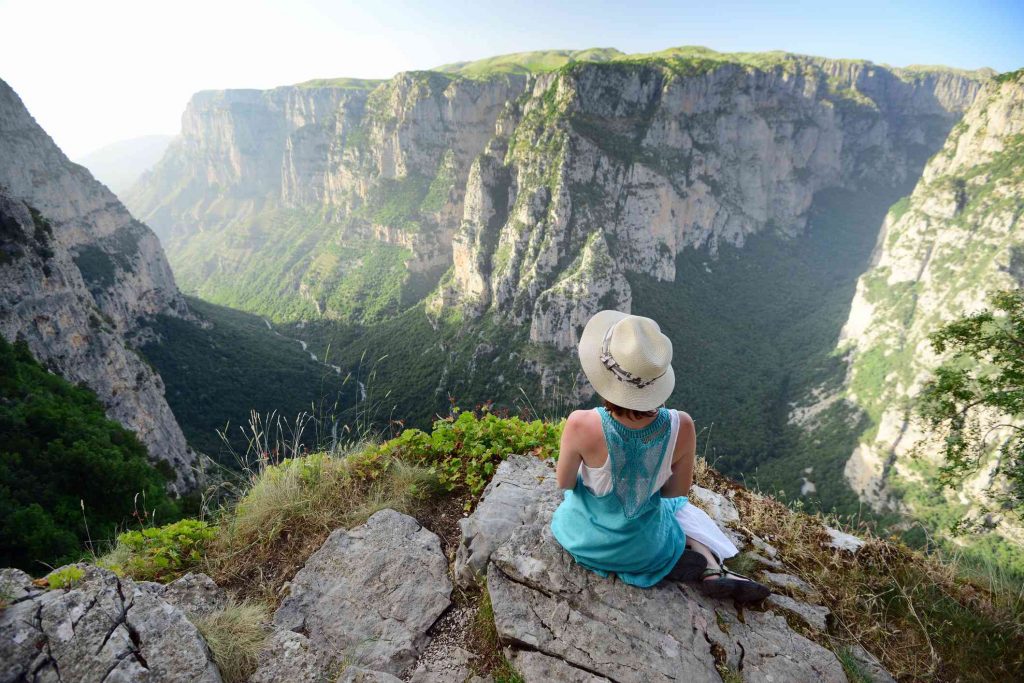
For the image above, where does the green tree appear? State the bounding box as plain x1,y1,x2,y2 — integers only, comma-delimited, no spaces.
917,290,1024,518
0,336,180,572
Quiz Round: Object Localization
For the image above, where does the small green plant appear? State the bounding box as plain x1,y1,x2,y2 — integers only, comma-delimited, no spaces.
102,519,215,582
369,407,563,497
191,599,270,683
46,565,85,589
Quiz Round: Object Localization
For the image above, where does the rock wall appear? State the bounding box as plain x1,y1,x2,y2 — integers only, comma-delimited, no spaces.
0,78,199,492
126,73,529,320
435,58,988,350
836,72,1024,540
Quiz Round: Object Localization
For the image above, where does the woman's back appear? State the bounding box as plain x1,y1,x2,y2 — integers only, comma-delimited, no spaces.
550,406,689,587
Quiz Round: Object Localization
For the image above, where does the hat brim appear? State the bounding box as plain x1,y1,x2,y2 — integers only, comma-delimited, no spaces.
578,310,675,412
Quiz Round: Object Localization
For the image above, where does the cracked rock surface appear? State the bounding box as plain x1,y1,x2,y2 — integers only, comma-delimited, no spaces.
462,455,876,683
273,508,452,678
0,563,220,682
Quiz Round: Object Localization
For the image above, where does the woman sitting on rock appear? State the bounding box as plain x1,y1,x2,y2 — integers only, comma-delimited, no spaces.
551,310,771,602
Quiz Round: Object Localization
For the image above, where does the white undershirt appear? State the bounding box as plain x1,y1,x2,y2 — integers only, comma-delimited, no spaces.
579,408,680,496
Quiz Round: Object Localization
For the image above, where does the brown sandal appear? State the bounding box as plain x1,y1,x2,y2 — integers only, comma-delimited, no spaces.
699,566,771,603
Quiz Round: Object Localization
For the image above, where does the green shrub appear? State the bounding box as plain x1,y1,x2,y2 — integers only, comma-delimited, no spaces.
369,407,563,497
0,336,181,573
103,519,215,582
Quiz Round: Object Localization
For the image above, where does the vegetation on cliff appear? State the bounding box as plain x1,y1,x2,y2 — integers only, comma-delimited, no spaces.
0,336,181,571
82,408,1024,682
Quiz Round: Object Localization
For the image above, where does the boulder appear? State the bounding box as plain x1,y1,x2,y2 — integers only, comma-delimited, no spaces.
136,572,227,618
766,593,831,632
0,564,221,682
273,509,452,677
250,630,334,683
824,525,867,553
455,454,562,587
461,455,879,683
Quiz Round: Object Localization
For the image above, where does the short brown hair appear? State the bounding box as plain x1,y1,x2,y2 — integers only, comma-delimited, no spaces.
603,399,658,422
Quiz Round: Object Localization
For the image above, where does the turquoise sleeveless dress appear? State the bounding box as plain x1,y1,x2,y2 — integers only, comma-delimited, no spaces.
550,407,688,588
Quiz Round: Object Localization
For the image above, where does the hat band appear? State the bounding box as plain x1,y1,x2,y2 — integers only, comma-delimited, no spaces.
599,323,667,390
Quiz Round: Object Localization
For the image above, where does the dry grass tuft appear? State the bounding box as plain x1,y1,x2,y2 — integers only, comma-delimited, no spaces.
205,451,441,602
191,599,271,683
697,465,1024,681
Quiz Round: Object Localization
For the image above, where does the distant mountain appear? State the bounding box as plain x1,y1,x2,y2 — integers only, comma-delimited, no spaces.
77,134,175,196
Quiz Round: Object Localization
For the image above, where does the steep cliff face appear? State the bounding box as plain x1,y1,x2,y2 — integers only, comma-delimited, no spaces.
0,78,199,493
837,71,1024,541
435,56,987,351
126,73,528,322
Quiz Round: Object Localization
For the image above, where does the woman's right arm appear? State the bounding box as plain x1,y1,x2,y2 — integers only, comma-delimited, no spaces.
661,411,696,498
556,411,584,490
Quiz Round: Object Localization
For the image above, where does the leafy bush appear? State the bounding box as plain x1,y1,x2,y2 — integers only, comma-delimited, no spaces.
102,518,215,582
0,336,181,573
369,407,563,496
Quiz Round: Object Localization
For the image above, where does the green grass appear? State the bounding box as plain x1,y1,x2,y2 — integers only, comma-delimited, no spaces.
434,48,623,78
292,77,385,90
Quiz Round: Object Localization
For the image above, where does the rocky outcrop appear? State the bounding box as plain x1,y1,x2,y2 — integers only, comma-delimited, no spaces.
0,79,199,492
436,57,989,351
270,509,452,678
834,71,1024,543
126,73,528,322
0,564,221,682
458,455,879,683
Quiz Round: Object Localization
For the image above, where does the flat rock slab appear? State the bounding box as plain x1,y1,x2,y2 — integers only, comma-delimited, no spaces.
766,593,830,632
455,454,562,587
509,649,612,682
274,509,452,677
467,455,854,683
0,563,221,682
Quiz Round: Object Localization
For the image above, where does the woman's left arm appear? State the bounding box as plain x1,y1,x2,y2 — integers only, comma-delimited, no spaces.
661,411,696,498
555,411,584,490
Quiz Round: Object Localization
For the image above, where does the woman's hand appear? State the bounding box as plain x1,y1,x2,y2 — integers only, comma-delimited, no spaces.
555,411,586,489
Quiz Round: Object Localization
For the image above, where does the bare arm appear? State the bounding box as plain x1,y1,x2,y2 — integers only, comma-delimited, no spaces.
660,411,696,499
556,411,585,490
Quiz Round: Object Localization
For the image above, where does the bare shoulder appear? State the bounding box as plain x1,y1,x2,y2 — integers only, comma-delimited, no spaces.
673,409,696,432
565,408,601,439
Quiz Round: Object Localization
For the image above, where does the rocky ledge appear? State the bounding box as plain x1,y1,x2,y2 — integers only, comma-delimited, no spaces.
0,455,893,681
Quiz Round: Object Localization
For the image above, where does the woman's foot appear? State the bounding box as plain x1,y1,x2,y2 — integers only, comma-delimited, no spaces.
667,549,708,582
699,566,771,603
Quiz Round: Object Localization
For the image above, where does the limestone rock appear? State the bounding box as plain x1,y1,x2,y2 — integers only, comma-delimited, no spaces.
766,593,831,631
455,454,562,586
337,666,404,683
761,571,817,597
273,509,452,676
466,458,854,683
824,525,866,553
690,484,740,525
409,645,477,683
0,567,38,604
509,649,611,682
0,564,220,682
0,79,198,492
833,74,1024,544
250,630,334,683
137,572,227,618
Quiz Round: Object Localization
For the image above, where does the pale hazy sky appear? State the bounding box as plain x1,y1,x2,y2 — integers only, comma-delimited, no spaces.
2,0,1022,159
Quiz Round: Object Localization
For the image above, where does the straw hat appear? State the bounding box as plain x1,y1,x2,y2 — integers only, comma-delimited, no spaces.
577,310,675,411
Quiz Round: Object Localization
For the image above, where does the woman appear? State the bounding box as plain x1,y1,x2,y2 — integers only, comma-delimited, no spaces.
551,310,770,602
